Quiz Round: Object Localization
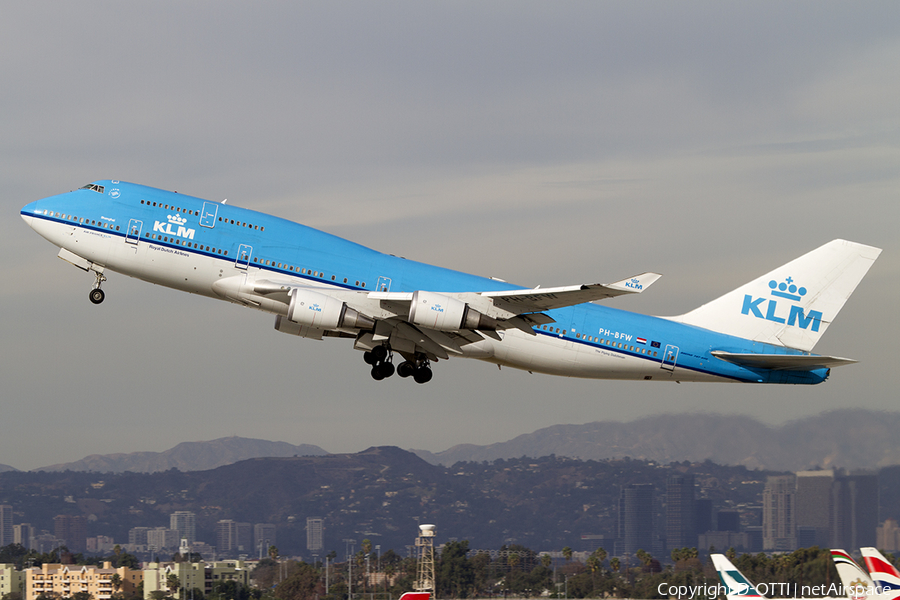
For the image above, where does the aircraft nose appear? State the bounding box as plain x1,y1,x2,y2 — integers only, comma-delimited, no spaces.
20,201,39,228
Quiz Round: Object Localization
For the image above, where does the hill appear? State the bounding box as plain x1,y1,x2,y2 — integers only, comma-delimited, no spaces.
412,409,900,471
35,436,328,473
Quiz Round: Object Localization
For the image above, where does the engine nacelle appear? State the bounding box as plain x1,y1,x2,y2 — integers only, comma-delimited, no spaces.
408,291,497,332
274,315,324,339
287,288,374,331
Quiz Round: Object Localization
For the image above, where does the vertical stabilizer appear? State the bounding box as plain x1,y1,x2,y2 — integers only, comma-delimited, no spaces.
675,240,881,351
712,554,767,600
831,549,876,600
861,548,900,594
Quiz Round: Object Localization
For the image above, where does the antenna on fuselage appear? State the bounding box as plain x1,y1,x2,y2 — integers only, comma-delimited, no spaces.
221,199,228,204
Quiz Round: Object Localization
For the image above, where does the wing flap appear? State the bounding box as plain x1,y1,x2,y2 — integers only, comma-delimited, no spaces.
711,350,857,371
481,272,661,313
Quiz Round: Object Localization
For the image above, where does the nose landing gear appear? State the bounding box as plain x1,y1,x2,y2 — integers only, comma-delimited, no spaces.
88,271,107,304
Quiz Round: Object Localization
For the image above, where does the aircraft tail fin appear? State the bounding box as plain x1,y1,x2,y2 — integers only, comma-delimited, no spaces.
831,549,875,600
711,554,767,600
674,239,881,352
861,548,900,593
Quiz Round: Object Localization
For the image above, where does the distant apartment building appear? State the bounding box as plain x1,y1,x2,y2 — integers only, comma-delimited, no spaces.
143,560,249,599
170,511,197,545
666,475,696,551
25,562,142,600
216,520,253,556
763,475,796,551
87,535,116,553
877,518,900,552
0,506,12,546
147,527,180,552
254,523,276,556
306,517,324,553
618,483,655,556
53,515,87,553
0,563,25,598
14,523,35,550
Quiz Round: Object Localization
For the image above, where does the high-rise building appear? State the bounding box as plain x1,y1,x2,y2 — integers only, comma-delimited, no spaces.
619,484,655,556
831,471,878,550
254,524,276,556
666,475,696,551
14,523,34,550
170,511,197,545
795,470,834,547
217,520,237,554
306,517,324,553
763,475,796,551
53,515,87,553
877,519,900,552
147,527,180,551
0,505,12,547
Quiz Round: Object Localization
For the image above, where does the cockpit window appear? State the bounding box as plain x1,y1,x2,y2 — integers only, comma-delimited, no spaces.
79,183,105,193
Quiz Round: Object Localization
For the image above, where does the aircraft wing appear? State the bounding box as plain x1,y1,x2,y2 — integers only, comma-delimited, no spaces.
710,351,857,371
480,272,661,314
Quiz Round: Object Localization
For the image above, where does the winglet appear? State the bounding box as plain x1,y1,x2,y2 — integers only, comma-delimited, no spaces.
604,272,662,294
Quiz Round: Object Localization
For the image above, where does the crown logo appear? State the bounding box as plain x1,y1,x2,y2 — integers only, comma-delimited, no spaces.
167,214,187,226
769,276,807,301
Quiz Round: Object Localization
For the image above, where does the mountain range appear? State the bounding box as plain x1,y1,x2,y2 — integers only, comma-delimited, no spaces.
27,409,900,474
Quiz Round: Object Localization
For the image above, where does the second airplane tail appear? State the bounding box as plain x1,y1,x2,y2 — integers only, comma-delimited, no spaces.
674,239,881,352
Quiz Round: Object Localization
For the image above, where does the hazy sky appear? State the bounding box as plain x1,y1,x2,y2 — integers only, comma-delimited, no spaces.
2,2,898,471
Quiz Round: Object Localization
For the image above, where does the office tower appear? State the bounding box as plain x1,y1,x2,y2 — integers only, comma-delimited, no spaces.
217,520,237,554
619,484,655,556
170,511,197,545
763,475,797,551
53,515,87,552
13,523,34,550
795,470,834,547
0,506,12,546
832,471,878,549
666,475,696,550
306,517,324,553
716,511,741,532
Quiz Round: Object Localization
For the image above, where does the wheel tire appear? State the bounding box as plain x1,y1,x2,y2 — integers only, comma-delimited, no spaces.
372,345,388,362
397,362,415,378
89,289,105,304
363,351,376,365
379,362,395,379
413,367,433,384
371,366,385,381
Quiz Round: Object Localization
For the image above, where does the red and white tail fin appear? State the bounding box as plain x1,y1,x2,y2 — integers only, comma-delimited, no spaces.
831,549,875,600
399,593,430,600
861,548,900,598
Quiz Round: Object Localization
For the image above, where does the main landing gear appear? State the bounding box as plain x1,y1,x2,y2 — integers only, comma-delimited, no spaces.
363,346,433,384
88,271,107,304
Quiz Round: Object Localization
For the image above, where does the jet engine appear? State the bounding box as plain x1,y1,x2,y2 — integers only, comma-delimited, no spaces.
408,291,497,331
287,288,374,331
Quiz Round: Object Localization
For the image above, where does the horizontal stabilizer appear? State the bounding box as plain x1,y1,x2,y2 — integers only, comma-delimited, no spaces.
711,351,856,371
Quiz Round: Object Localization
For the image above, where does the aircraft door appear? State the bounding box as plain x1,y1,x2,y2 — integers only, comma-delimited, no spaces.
661,344,679,371
376,276,392,292
236,244,252,269
126,219,142,245
199,202,218,228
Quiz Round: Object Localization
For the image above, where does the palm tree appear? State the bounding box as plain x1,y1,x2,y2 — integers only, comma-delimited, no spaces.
110,573,122,596
562,547,573,563
610,557,620,573
166,574,180,600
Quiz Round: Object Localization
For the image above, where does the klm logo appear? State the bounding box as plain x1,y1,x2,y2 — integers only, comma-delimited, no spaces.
153,214,195,240
309,303,323,313
741,276,822,331
624,278,643,290
431,304,445,313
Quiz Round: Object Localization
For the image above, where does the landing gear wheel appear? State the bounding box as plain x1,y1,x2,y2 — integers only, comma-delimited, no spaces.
371,345,388,362
371,366,385,381
413,366,433,384
363,351,377,365
397,362,415,378
378,361,395,379
89,288,105,305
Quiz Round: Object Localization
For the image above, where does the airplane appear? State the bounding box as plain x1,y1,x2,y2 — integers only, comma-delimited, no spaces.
20,180,881,384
